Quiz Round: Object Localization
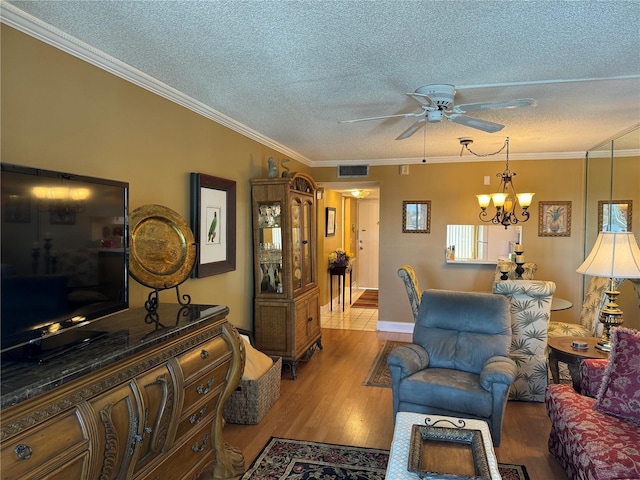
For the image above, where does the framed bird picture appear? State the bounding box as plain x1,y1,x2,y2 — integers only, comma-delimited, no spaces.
190,173,236,277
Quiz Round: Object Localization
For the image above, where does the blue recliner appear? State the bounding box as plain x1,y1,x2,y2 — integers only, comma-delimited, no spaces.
387,289,516,446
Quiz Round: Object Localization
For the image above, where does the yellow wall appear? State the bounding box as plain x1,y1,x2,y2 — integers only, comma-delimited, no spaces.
314,157,639,331
3,25,639,332
1,26,309,331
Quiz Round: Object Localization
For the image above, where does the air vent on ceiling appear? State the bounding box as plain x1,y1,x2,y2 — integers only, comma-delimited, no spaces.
337,165,369,178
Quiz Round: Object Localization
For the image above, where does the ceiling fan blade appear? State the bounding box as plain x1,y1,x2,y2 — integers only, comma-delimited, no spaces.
447,114,504,133
453,98,536,114
406,92,435,107
339,112,423,124
395,119,426,140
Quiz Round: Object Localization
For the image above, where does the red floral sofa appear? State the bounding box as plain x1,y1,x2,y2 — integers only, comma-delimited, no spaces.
545,327,640,480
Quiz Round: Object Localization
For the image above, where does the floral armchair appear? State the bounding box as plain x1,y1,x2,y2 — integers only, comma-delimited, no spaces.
548,276,625,339
397,264,422,322
492,280,555,402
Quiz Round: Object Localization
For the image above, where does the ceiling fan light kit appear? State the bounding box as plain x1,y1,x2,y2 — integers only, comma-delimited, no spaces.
350,190,370,199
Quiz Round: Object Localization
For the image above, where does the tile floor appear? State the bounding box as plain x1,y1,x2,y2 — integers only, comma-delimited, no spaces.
320,288,378,331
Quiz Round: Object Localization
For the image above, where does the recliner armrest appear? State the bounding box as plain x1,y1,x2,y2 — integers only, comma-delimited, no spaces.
387,344,429,378
480,356,517,391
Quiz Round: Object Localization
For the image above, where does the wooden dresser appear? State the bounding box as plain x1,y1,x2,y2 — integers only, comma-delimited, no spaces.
0,304,245,480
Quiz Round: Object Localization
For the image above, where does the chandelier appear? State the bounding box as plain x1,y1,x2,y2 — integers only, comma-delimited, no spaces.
469,137,534,228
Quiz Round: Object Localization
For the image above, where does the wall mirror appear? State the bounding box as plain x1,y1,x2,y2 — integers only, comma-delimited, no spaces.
446,225,520,263
402,200,430,233
598,200,633,232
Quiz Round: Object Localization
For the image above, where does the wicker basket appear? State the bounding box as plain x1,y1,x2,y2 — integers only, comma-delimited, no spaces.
223,356,282,424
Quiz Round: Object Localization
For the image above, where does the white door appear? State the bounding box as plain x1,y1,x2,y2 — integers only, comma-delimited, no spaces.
357,199,379,289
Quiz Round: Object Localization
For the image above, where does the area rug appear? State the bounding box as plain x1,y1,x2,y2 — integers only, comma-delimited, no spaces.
241,437,530,480
363,340,408,387
352,289,378,308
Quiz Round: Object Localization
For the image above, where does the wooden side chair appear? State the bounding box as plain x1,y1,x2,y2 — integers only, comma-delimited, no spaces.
397,264,422,322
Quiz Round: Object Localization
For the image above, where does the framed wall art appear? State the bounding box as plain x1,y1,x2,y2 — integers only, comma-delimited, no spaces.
326,207,336,237
538,201,572,237
598,200,632,232
402,200,431,233
190,173,236,277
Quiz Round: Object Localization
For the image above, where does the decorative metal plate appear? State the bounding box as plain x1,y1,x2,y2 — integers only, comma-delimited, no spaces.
407,424,491,480
129,204,196,289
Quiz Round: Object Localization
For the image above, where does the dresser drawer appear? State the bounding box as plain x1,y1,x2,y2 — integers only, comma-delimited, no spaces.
177,336,229,383
141,423,213,480
1,408,89,480
175,392,220,441
181,361,230,414
39,451,91,480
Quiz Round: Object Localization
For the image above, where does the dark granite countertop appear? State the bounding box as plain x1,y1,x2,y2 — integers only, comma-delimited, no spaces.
1,303,229,409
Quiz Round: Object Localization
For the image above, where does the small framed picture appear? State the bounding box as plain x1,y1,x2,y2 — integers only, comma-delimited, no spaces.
538,201,571,237
190,173,237,277
326,207,336,237
402,200,431,233
598,200,632,232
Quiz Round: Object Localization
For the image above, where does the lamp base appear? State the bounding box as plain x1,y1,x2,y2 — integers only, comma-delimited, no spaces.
597,285,624,350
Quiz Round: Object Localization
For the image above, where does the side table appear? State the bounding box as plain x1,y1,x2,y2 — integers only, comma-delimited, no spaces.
550,297,573,311
329,266,352,311
386,412,501,480
548,336,609,392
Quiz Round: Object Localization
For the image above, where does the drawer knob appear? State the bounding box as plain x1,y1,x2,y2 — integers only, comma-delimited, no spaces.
196,377,214,395
15,444,33,460
189,405,207,424
191,434,208,453
200,349,209,359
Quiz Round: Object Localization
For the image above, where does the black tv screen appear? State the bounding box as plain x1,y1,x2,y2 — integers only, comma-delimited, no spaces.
1,164,129,358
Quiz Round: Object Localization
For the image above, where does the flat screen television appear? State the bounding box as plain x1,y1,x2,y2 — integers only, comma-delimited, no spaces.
1,163,129,361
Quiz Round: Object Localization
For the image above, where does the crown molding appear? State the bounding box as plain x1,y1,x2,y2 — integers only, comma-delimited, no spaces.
0,2,313,166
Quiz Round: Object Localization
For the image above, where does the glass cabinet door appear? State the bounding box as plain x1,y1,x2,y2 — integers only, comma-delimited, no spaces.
301,200,313,286
291,199,302,290
258,202,283,294
291,197,314,292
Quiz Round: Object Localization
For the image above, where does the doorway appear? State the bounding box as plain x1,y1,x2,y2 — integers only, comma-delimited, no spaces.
356,198,379,289
319,182,380,292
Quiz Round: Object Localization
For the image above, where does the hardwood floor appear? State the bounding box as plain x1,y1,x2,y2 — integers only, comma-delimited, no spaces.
220,328,569,479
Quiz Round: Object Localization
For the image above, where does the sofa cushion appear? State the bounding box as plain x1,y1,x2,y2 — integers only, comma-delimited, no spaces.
594,327,640,425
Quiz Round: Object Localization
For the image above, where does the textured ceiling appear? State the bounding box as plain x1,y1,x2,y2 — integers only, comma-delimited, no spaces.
3,0,640,166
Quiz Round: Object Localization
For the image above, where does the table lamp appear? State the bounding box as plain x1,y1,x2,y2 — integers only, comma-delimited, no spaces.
576,231,640,351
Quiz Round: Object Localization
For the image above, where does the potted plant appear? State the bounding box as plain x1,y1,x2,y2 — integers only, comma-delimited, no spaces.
328,249,353,268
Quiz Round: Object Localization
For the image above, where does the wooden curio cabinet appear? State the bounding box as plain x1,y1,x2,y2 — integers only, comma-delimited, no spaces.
251,172,322,379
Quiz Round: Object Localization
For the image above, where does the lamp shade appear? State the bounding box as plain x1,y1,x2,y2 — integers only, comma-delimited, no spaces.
576,231,640,278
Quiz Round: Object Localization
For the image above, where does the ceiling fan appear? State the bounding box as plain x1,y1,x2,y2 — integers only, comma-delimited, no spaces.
340,84,536,140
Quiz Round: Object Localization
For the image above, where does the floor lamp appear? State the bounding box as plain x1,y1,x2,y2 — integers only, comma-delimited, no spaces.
576,231,640,351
